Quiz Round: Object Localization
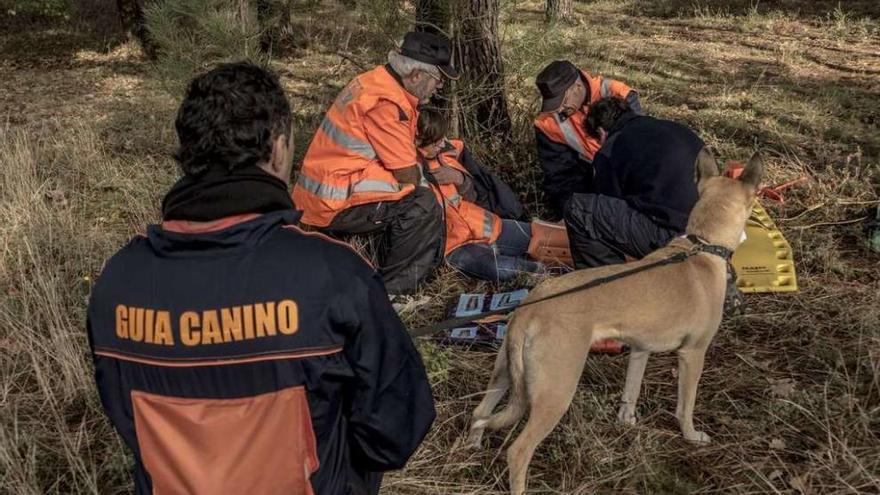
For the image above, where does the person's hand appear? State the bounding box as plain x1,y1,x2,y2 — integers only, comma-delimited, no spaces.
431,165,465,186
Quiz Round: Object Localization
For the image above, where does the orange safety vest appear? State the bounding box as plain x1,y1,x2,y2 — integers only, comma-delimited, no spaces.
426,140,502,255
293,66,419,227
533,69,633,162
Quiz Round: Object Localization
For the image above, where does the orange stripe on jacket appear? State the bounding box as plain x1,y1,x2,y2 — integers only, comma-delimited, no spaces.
162,213,263,234
133,385,319,495
94,346,343,367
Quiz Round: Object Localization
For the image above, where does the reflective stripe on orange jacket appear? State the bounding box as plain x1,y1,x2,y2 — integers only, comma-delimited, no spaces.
293,66,420,227
533,70,632,162
427,140,502,255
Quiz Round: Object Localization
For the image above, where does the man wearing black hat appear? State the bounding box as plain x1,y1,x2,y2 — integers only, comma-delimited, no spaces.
293,31,459,297
533,60,642,220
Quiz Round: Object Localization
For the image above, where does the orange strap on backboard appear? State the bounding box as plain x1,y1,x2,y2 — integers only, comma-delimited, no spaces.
723,161,807,205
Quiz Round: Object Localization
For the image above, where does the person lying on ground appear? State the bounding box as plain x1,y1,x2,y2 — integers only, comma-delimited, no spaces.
534,60,642,219
87,62,435,495
292,31,459,296
417,107,571,282
563,96,705,268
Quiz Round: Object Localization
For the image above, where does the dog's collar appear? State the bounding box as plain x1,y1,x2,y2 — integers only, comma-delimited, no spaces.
685,234,734,261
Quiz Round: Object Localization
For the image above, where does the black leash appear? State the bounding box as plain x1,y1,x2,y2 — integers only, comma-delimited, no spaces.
409,236,735,338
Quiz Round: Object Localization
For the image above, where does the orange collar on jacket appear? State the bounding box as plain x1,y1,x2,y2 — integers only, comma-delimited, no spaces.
161,213,264,234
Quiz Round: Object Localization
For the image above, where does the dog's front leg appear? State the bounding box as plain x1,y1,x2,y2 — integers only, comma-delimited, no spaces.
676,348,711,443
618,350,650,425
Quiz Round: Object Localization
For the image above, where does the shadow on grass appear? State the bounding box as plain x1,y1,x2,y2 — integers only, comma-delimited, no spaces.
545,27,880,160
0,0,128,63
623,0,880,20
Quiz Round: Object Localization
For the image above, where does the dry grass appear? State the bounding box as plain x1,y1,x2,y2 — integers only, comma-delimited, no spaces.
0,122,177,493
1,0,879,493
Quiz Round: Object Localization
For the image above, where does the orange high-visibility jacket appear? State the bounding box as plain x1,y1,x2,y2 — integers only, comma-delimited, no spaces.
293,66,420,227
427,140,502,255
533,70,633,162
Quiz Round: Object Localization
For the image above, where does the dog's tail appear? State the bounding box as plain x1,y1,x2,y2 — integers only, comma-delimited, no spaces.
480,315,529,430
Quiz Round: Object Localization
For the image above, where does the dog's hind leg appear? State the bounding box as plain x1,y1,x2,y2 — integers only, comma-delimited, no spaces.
618,350,650,425
676,347,711,443
507,340,587,495
466,337,512,449
472,317,532,437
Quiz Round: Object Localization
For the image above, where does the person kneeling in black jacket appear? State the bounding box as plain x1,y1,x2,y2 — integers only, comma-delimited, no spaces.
563,97,707,268
87,62,434,495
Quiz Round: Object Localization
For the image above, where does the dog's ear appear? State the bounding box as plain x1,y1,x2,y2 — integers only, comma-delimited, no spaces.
694,147,719,190
739,152,764,192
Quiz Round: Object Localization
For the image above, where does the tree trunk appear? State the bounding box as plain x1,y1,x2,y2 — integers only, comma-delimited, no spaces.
415,0,454,131
545,0,572,23
413,0,511,138
416,0,450,35
258,0,294,53
453,0,511,138
117,0,156,58
239,0,251,29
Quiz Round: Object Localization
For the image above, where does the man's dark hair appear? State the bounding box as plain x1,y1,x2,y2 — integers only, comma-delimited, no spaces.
416,106,449,146
583,96,633,139
174,62,292,175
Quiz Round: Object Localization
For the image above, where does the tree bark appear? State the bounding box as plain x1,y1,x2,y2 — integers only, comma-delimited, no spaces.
239,0,251,29
258,0,294,53
453,0,511,138
416,0,450,35
413,0,511,138
545,0,572,23
415,0,454,130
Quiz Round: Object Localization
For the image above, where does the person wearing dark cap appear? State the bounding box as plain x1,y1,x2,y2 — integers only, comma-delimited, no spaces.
293,31,459,297
533,60,642,220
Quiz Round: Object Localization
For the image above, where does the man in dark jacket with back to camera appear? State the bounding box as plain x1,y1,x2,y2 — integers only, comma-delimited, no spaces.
87,62,434,495
563,97,706,268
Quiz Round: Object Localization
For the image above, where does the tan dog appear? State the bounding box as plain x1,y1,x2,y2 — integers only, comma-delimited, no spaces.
465,152,764,495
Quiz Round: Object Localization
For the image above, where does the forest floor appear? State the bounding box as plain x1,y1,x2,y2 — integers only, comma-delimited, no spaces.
1,0,878,493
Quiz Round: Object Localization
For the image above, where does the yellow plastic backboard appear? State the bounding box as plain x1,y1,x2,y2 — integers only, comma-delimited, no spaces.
731,201,798,293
